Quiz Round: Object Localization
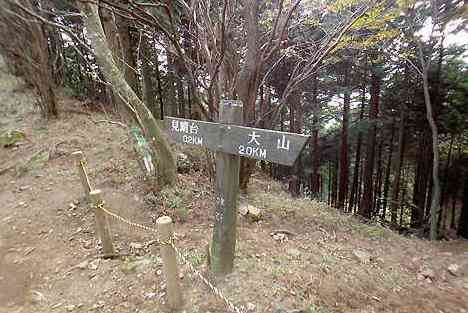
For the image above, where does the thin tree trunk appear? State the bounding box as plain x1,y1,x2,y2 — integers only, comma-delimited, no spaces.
457,174,468,238
328,161,332,205
400,177,406,228
422,68,441,240
451,194,457,229
390,108,406,226
359,71,380,218
338,66,350,210
332,152,339,207
154,53,164,119
310,75,321,196
374,141,384,216
117,17,139,96
141,34,157,117
348,84,365,212
238,0,260,191
175,63,186,118
382,120,395,219
439,135,454,232
187,83,192,118
288,92,301,195
78,1,176,186
356,157,364,213
166,50,178,117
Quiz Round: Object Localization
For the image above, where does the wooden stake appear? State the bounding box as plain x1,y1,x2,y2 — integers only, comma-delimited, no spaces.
72,151,91,198
210,100,243,275
89,189,115,258
156,216,182,310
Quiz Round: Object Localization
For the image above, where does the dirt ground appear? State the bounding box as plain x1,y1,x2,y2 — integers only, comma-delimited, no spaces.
1,57,468,313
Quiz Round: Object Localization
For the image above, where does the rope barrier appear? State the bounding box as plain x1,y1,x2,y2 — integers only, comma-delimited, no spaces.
171,244,243,313
94,202,244,313
78,158,92,192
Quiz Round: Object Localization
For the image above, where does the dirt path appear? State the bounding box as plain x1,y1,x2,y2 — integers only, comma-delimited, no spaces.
0,55,148,313
1,56,468,313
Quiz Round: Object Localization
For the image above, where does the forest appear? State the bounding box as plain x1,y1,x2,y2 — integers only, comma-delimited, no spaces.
0,0,467,240
0,0,468,239
1,0,468,312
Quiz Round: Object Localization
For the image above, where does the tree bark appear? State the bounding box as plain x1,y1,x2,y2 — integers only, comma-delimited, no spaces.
412,129,433,229
439,135,454,233
458,175,468,239
141,34,157,117
331,152,339,207
287,92,301,195
390,108,406,226
338,66,350,210
25,0,57,118
359,71,380,218
348,84,366,212
117,18,139,96
154,52,165,119
238,0,261,191
310,75,321,196
175,60,186,118
374,141,384,216
166,49,178,117
382,120,395,219
78,1,176,186
100,5,123,109
422,67,441,240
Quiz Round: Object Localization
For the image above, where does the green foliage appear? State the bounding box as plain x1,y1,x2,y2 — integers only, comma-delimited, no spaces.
187,250,205,267
158,185,193,222
62,45,91,99
0,129,25,147
441,59,468,134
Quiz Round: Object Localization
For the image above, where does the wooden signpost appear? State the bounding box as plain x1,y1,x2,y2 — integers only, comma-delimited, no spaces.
165,100,309,275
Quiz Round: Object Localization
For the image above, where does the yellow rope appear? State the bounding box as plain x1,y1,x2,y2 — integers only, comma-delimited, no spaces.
91,200,243,313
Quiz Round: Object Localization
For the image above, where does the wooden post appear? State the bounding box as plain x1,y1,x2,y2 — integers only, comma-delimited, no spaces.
89,189,115,257
210,100,243,275
72,151,91,198
156,216,182,310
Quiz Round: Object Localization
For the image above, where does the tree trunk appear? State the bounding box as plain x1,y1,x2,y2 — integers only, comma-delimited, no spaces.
238,0,260,192
412,129,433,229
381,120,395,219
331,152,339,207
43,0,64,87
310,75,321,196
154,53,165,119
166,49,178,117
100,5,121,109
338,66,350,210
374,141,383,216
328,161,332,205
439,135,454,233
390,109,406,226
400,170,407,228
348,84,366,212
117,17,139,96
422,68,441,240
359,71,380,218
141,34,157,117
27,1,57,118
175,61,186,118
458,175,468,239
78,1,176,186
288,92,301,195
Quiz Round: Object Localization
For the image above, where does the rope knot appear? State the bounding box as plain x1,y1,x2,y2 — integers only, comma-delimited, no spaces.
93,199,105,210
